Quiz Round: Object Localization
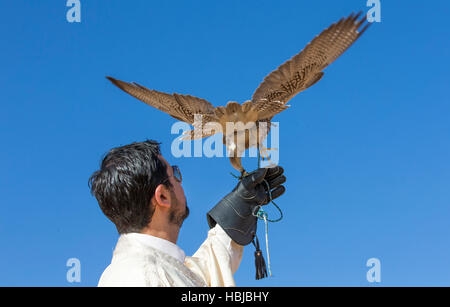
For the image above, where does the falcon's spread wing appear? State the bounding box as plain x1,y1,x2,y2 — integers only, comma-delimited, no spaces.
252,12,370,110
107,12,370,147
107,77,220,139
106,77,218,125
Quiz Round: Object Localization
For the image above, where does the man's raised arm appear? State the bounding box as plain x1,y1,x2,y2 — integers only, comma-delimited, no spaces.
185,166,286,286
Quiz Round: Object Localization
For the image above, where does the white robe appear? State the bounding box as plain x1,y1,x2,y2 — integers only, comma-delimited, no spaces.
98,225,244,287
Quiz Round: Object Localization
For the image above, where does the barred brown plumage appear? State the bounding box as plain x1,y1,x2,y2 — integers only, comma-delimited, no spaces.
107,12,370,176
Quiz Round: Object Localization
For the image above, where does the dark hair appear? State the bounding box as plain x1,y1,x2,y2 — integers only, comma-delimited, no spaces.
88,140,171,234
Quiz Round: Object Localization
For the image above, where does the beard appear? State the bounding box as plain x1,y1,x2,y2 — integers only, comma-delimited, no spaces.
169,191,189,227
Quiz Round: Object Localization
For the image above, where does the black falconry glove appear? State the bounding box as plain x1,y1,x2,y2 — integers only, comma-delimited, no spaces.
207,166,286,246
207,166,286,279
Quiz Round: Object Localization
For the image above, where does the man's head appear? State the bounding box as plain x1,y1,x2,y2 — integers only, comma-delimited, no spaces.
89,140,189,235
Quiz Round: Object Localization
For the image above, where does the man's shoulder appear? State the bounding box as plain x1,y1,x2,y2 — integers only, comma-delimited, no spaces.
97,237,156,287
98,257,149,287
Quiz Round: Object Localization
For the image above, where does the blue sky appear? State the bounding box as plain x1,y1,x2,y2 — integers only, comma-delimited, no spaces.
0,0,449,286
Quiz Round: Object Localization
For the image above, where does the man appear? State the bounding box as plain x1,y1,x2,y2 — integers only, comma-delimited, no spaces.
89,140,286,286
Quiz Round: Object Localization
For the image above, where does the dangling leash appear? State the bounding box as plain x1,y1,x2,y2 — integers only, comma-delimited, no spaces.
230,144,283,279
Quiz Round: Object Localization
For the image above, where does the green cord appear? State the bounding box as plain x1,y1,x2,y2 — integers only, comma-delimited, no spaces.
227,144,283,278
229,172,241,179
255,179,283,223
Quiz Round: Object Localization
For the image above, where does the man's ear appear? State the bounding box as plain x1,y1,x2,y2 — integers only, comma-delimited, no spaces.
154,184,172,209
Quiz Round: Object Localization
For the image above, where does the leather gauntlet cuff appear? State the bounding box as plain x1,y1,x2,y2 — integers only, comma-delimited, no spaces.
206,191,258,246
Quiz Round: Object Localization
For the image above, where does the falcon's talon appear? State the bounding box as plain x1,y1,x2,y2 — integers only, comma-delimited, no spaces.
239,170,249,180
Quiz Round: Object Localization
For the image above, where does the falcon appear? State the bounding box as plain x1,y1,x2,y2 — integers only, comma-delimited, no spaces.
107,12,370,176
